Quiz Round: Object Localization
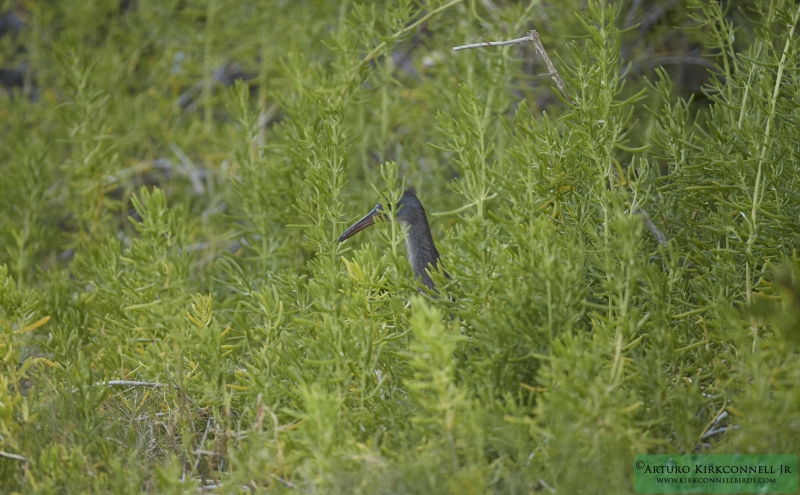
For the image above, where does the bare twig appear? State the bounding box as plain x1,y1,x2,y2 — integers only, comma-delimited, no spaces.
453,30,576,106
529,31,575,106
72,380,172,393
453,34,534,51
170,143,206,195
537,479,556,494
193,417,214,473
635,208,668,247
0,450,27,462
697,405,729,442
271,475,295,489
103,380,167,388
711,410,728,427
700,425,740,441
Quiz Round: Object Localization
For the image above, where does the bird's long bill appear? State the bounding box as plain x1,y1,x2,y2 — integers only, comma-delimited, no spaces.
337,205,382,242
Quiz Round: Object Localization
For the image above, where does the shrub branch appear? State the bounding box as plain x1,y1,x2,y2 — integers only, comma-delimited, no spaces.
453,30,576,105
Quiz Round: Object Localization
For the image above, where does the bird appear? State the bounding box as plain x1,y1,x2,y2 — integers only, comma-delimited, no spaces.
338,190,444,291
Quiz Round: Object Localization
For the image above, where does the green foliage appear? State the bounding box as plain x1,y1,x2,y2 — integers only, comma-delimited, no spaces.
1,0,799,492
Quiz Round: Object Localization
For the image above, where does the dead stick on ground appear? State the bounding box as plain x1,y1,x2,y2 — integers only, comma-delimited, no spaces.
453,30,576,106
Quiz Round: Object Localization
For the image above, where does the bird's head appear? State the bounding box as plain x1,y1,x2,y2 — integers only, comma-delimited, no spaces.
338,190,424,242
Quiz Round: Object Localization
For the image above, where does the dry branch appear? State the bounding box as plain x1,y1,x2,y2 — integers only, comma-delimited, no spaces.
192,417,214,473
452,34,534,51
71,380,173,394
453,30,575,106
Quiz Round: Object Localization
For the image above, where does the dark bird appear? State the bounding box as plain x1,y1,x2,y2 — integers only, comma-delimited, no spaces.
338,190,444,290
